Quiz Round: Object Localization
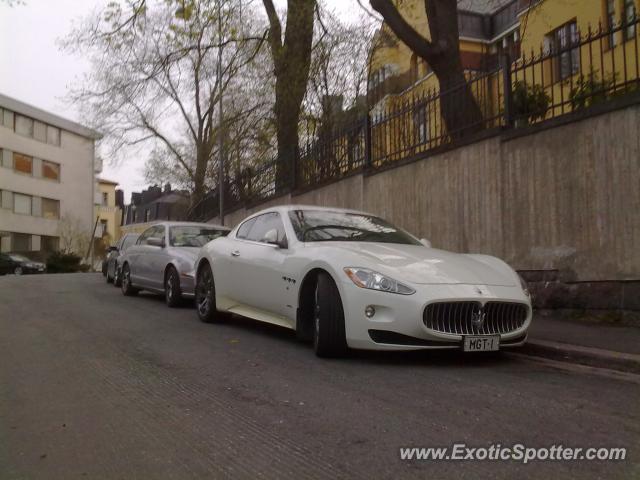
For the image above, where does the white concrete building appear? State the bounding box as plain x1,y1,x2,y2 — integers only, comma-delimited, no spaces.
0,93,101,255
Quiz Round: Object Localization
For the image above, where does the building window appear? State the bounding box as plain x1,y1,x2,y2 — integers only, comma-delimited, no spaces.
102,192,109,206
413,103,430,144
41,236,59,252
15,114,34,138
47,126,61,146
1,190,12,210
145,209,151,222
42,160,60,181
2,109,13,129
13,152,33,175
99,219,108,237
42,198,60,220
34,121,47,142
623,0,637,41
13,193,32,215
548,21,580,81
12,233,32,251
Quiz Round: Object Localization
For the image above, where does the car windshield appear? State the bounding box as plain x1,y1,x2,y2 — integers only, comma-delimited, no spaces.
170,226,227,247
288,210,422,245
8,254,30,262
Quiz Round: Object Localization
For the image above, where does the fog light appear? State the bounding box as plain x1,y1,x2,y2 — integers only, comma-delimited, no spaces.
365,306,376,318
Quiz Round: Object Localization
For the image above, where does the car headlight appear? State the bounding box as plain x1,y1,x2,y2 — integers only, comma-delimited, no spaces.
518,274,530,297
344,267,415,295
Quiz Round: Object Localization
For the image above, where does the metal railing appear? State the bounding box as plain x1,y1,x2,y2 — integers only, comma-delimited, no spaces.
188,16,639,222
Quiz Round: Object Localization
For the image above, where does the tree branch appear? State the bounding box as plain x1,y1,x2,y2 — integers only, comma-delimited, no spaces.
369,0,443,60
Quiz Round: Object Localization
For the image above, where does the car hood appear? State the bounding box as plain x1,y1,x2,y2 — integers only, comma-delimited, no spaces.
321,242,517,286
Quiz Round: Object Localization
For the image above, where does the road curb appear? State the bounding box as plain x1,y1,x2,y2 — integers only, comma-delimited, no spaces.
518,339,640,374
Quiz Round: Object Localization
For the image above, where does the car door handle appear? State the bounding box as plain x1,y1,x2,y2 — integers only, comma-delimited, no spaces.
231,250,240,257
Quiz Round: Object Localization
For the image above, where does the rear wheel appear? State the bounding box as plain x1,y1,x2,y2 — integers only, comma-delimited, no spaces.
313,272,348,358
121,264,139,296
195,263,223,323
165,266,182,308
106,265,114,284
14,266,23,275
113,265,122,287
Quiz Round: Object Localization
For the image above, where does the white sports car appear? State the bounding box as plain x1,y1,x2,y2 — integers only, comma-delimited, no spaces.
194,206,532,357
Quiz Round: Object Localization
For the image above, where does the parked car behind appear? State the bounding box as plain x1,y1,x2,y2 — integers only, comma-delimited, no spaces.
104,233,140,286
0,253,47,275
120,222,230,307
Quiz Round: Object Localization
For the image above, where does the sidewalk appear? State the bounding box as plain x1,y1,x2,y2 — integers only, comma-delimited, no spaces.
519,312,640,373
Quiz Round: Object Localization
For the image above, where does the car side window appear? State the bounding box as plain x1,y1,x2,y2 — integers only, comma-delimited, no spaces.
136,225,159,245
122,235,137,250
137,227,155,245
246,212,287,245
153,225,166,242
236,217,257,239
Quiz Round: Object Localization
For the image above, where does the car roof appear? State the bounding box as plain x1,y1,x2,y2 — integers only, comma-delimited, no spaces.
250,204,371,218
153,221,230,230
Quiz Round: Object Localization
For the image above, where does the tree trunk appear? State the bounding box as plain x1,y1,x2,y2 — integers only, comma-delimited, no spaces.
263,0,316,191
370,0,485,139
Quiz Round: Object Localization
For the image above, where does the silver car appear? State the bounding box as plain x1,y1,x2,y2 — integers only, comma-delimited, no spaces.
120,222,230,307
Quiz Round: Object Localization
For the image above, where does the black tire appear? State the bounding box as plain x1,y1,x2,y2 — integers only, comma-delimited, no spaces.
106,265,114,284
195,263,223,323
313,272,348,358
121,263,139,296
165,266,182,308
14,266,23,276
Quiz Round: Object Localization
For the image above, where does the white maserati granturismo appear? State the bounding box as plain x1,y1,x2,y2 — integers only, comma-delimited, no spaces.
194,206,532,357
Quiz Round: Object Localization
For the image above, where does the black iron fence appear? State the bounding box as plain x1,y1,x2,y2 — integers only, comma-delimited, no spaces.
189,16,639,222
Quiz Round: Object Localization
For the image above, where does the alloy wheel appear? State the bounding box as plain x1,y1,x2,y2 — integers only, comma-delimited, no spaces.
196,267,212,317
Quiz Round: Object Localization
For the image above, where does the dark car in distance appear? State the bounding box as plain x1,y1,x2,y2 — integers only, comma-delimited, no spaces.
105,233,140,286
0,253,47,275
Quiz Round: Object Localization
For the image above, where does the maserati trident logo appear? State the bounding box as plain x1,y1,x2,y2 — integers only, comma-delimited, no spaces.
471,306,486,328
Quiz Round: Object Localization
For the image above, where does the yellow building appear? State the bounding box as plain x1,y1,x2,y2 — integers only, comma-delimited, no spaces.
95,178,122,245
367,0,639,159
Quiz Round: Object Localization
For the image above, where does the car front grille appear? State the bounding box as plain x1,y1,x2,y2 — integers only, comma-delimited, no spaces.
423,301,529,336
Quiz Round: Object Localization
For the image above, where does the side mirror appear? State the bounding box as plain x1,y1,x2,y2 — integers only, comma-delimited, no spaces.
107,245,119,253
147,237,165,248
420,238,432,248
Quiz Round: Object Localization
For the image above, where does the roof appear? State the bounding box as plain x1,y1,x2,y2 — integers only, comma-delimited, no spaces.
147,192,190,205
0,92,102,140
457,0,514,14
98,178,119,186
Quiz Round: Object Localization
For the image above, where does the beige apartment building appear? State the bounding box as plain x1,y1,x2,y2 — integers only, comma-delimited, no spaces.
0,93,101,256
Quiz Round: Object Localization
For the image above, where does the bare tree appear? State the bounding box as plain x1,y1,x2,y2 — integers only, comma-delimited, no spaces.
369,0,483,138
64,0,268,206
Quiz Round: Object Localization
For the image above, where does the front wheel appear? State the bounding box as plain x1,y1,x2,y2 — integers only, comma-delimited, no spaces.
165,266,182,308
121,264,139,296
195,263,223,323
313,272,348,358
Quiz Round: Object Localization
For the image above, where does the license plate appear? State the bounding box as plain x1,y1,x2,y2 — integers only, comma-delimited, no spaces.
463,335,500,352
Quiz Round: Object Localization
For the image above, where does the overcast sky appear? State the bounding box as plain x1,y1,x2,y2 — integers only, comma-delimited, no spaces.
0,0,366,202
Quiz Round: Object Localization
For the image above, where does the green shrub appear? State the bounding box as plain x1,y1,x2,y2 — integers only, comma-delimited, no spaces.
569,73,615,110
512,81,550,124
46,252,85,273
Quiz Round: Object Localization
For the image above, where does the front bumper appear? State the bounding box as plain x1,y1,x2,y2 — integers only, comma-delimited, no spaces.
339,281,532,351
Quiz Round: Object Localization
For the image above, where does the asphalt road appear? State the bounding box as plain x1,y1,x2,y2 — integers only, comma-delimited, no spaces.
0,273,638,480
